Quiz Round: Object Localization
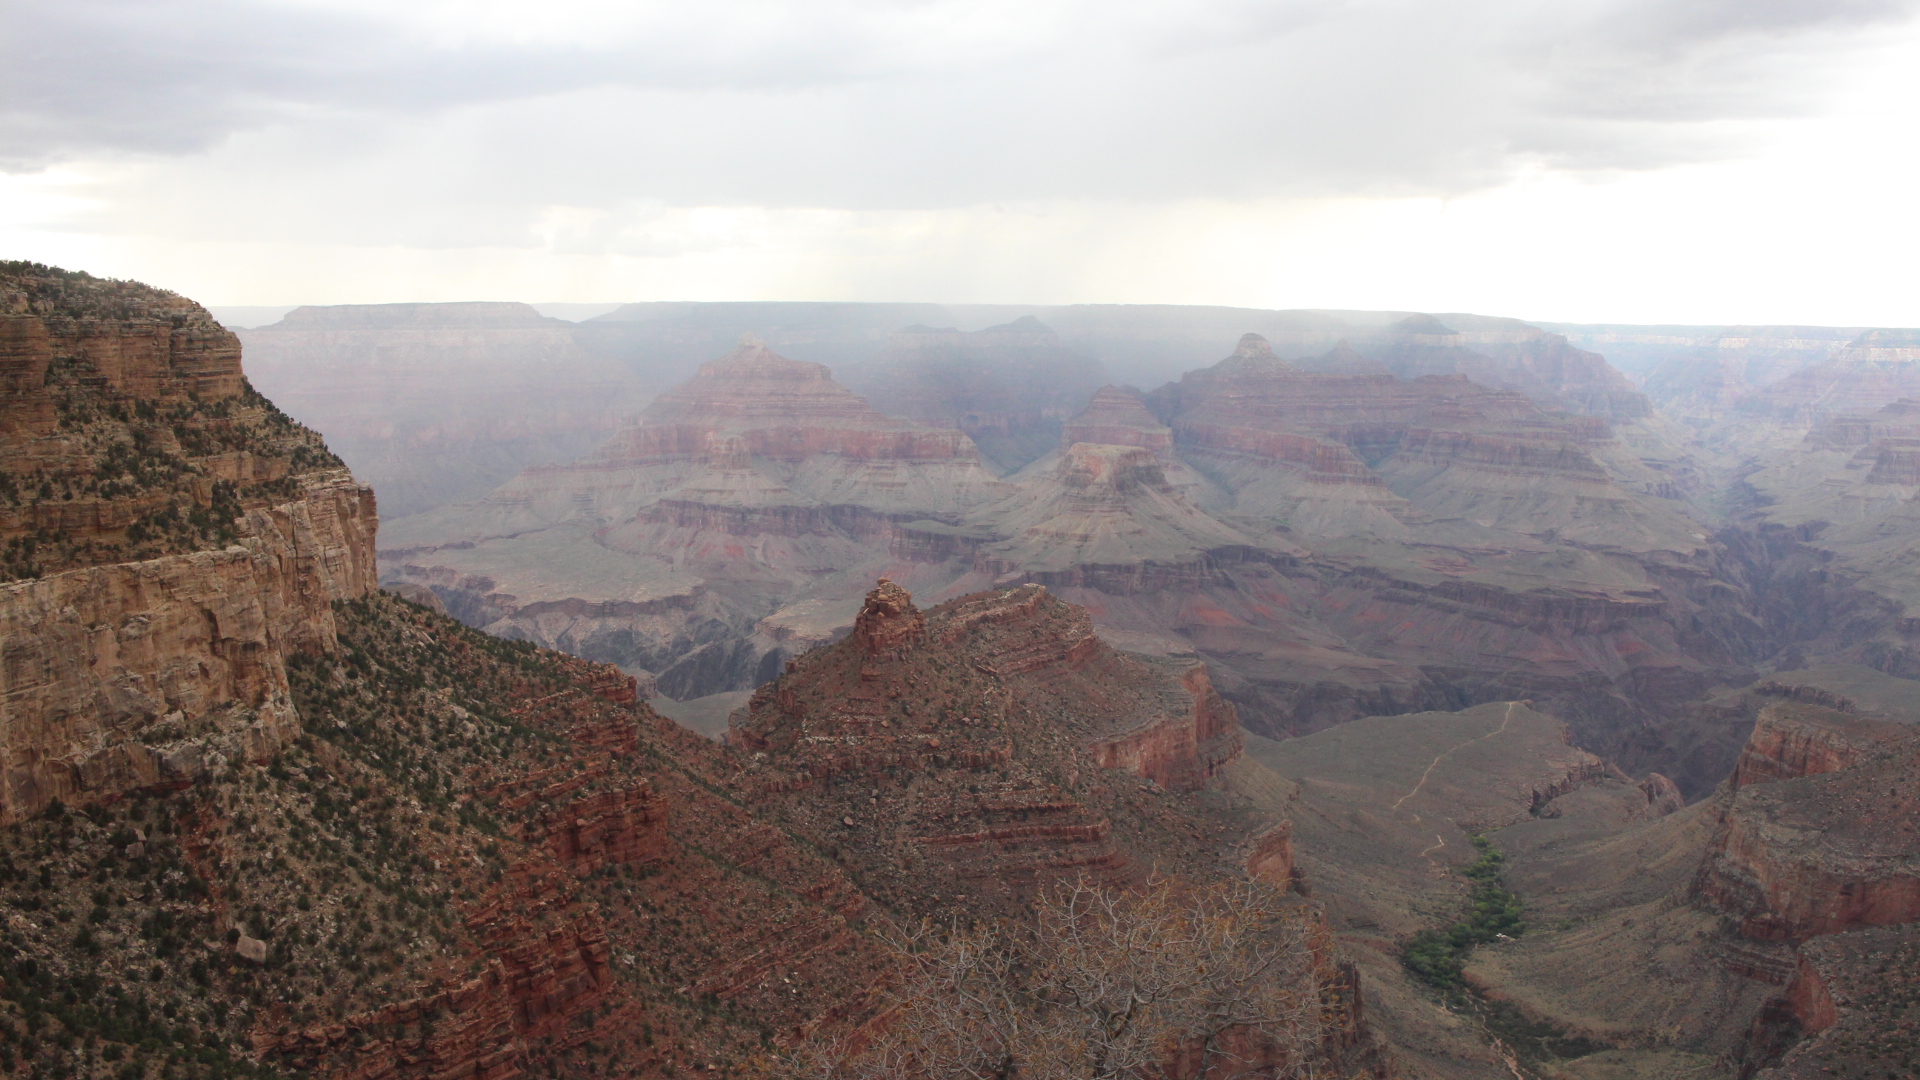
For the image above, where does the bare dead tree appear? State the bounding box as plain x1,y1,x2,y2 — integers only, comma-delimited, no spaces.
797,876,1324,1080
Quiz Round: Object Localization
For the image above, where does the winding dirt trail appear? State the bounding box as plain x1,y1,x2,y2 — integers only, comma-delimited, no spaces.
1393,701,1522,872
1392,701,1521,812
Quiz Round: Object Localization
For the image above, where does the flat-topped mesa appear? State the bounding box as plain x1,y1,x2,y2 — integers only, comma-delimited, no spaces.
269,300,560,330
1061,385,1173,454
851,578,925,658
596,334,979,464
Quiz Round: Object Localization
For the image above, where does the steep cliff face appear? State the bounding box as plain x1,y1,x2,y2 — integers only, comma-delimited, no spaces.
0,263,378,826
1742,927,1920,1078
1630,705,1920,1077
1727,701,1907,790
1696,714,1920,942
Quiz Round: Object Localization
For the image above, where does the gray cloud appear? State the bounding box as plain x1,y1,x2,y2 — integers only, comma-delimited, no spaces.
3,0,1914,218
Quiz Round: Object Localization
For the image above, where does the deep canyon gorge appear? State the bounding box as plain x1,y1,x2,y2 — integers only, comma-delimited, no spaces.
1,265,1916,1080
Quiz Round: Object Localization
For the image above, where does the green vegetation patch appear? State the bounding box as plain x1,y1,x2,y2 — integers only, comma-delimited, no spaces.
1401,835,1525,990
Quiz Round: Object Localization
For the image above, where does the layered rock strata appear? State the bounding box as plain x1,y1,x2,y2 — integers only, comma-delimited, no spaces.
380,335,1010,698
728,581,1250,905
389,327,1752,761
0,263,378,825
1696,705,1920,942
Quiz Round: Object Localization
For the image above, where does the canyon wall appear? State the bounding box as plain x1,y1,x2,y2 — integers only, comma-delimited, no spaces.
0,263,379,825
383,325,1757,763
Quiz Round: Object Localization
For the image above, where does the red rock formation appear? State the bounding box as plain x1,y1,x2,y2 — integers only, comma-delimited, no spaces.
730,580,1260,909
1062,385,1174,453
0,266,378,825
850,578,925,658
1728,702,1905,790
1639,772,1686,817
521,782,668,871
1245,820,1296,889
1087,660,1244,792
1697,710,1920,941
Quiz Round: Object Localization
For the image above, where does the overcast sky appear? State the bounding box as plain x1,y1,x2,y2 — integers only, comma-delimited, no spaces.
3,0,1918,324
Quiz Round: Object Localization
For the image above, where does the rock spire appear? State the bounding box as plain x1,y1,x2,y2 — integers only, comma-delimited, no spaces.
851,578,925,658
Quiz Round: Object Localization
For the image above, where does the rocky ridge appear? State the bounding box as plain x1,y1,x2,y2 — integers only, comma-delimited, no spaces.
724,578,1390,1073
0,262,378,826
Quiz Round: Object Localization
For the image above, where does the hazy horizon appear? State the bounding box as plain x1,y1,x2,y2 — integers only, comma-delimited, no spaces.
6,1,1920,325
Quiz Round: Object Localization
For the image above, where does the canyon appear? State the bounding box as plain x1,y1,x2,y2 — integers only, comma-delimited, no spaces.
7,263,1920,1080
0,265,1392,1080
382,320,1740,780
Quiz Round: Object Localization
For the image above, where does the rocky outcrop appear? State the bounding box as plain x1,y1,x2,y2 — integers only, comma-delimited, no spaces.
1697,708,1920,942
850,577,925,659
1085,659,1244,792
1244,820,1296,889
1727,701,1905,790
0,264,378,825
729,580,1258,906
